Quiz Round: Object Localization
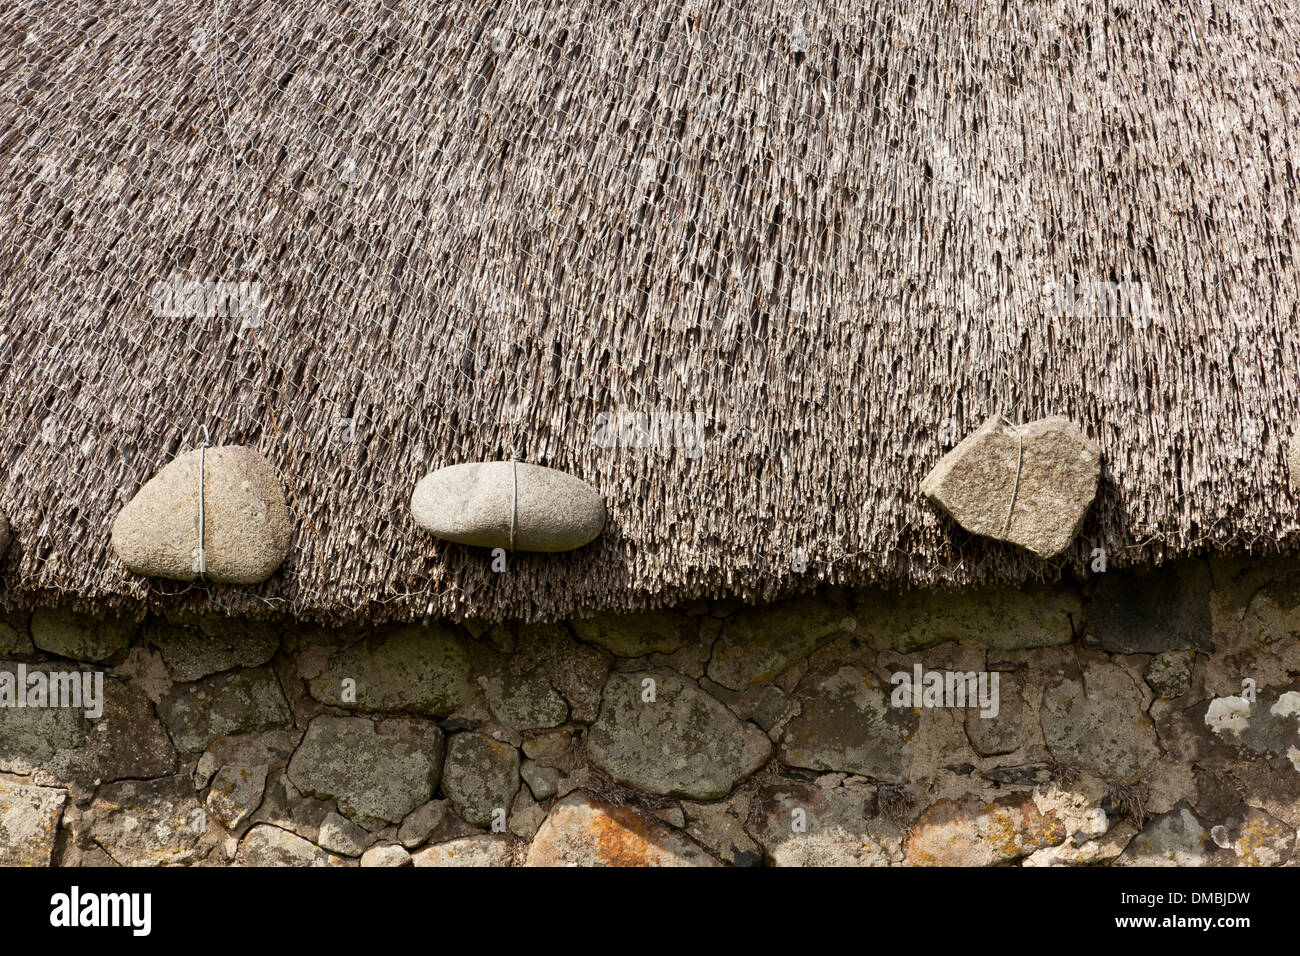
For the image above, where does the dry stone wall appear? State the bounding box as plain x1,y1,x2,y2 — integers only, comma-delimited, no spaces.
2,554,1299,866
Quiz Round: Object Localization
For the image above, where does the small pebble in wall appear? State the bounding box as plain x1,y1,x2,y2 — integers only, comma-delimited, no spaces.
921,415,1101,558
411,461,605,552
111,445,293,584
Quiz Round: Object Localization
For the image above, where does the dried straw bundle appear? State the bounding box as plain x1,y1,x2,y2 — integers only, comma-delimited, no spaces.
0,0,1297,622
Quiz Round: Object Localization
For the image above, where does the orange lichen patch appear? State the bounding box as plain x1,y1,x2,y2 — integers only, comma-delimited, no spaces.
589,802,672,867
904,794,1066,866
1231,816,1290,867
524,794,718,866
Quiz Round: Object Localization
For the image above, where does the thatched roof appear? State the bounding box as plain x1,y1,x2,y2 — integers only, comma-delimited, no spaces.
2,0,1299,623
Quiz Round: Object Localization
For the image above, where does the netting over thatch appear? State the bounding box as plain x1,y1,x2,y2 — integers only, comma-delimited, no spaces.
1,0,1299,623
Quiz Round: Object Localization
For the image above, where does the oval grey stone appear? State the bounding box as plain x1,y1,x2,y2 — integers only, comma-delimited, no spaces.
410,461,605,552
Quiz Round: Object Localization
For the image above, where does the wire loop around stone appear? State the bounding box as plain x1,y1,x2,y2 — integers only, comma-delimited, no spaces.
196,425,209,577
999,415,1023,537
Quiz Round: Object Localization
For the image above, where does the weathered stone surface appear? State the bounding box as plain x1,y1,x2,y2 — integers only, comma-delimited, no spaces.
570,609,695,657
1041,661,1161,782
858,583,1079,651
1144,651,1195,699
751,685,791,730
308,623,472,717
524,794,719,866
414,834,517,867
979,764,1056,786
779,666,917,783
1203,689,1300,765
707,591,857,690
509,788,547,838
587,669,770,799
921,415,1101,557
233,771,335,844
1085,559,1214,653
521,761,561,800
235,824,346,866
112,445,293,584
750,781,903,866
515,623,612,723
1023,818,1139,866
682,792,763,866
41,679,177,787
361,844,412,867
397,800,447,849
287,716,444,825
522,729,577,765
0,779,66,866
0,611,31,655
206,764,268,830
0,663,86,774
31,606,135,661
964,673,1025,756
478,668,568,730
318,811,369,856
440,732,520,828
195,730,300,789
1210,806,1296,866
148,615,279,681
158,667,292,752
89,775,205,866
905,793,1067,865
1212,556,1300,648
1116,805,1216,866
411,461,605,552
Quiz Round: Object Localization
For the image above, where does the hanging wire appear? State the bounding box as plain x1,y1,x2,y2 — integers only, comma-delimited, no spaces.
999,415,1023,536
196,423,210,578
509,454,519,552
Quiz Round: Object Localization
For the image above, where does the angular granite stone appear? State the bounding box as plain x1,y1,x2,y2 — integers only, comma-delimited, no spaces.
205,764,268,830
750,781,903,867
148,614,279,682
570,608,695,657
921,414,1101,558
905,793,1067,866
414,834,518,867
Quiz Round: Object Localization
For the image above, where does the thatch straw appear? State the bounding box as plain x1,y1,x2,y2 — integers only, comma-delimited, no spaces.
1,0,1298,623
